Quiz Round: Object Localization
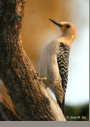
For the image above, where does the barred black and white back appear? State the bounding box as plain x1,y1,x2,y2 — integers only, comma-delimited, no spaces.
57,42,70,93
57,42,70,114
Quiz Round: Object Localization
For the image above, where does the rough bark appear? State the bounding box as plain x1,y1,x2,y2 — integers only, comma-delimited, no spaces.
0,93,21,121
0,0,66,121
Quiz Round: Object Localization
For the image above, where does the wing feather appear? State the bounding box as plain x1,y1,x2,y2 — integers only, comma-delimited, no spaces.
57,42,70,93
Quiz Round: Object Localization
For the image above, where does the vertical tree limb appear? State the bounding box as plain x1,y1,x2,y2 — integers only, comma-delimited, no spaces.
0,0,66,121
0,93,21,121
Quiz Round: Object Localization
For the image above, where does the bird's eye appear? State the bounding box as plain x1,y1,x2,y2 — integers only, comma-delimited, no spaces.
66,24,71,28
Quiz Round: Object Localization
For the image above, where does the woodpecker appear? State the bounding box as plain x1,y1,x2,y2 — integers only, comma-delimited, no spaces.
39,19,77,114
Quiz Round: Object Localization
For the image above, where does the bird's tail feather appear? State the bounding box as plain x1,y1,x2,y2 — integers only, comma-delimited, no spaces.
57,96,65,115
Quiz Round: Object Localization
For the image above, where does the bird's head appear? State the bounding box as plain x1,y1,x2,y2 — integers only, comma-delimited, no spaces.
49,19,77,42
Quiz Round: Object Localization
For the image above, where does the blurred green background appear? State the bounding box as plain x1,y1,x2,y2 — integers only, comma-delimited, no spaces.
0,0,89,121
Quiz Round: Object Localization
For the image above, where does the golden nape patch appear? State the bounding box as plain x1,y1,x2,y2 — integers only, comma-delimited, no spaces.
74,34,77,40
60,22,64,25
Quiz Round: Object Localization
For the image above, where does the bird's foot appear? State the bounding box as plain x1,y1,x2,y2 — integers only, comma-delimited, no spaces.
35,73,47,80
34,73,47,88
38,77,47,80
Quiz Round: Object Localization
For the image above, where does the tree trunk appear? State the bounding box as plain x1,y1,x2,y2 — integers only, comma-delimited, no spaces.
0,0,66,121
0,93,21,121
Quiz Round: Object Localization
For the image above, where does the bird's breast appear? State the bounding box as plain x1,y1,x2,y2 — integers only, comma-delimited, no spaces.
39,40,61,85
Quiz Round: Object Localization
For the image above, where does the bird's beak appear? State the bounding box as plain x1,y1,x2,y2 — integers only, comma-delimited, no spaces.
49,19,64,27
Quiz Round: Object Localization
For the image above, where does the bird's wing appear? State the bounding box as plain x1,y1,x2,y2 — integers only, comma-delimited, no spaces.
57,42,70,93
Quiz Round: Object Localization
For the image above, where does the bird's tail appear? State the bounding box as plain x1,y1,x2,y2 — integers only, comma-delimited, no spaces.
57,95,65,115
